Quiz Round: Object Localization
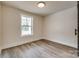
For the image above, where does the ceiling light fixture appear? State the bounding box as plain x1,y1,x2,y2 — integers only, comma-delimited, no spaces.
37,1,46,8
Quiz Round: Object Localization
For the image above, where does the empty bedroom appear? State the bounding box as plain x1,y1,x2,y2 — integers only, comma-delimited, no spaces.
0,0,78,58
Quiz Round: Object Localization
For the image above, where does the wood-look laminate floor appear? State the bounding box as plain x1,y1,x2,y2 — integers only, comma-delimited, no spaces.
0,39,78,58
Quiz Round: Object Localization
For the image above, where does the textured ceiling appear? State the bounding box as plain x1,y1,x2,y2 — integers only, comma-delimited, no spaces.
2,1,77,16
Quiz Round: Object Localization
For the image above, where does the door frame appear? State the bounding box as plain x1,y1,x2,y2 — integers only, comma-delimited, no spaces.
77,1,79,56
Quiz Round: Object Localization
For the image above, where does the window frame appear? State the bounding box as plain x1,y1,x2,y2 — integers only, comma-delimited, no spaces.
21,15,33,37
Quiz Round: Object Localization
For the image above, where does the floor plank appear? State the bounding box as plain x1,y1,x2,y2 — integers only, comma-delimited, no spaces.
0,39,78,58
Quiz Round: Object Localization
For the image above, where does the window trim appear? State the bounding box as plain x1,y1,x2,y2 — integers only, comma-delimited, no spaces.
20,14,33,37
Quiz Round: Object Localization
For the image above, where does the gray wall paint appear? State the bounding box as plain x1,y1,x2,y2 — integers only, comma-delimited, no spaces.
0,2,2,52
2,5,43,49
0,4,77,51
43,6,77,48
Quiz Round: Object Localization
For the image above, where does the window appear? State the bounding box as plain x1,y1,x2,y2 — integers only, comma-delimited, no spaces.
21,15,33,36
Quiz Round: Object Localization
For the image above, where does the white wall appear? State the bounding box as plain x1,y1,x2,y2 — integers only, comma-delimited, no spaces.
2,5,43,49
43,6,77,48
0,4,77,50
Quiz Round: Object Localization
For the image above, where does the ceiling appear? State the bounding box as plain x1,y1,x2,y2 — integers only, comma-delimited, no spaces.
2,1,77,16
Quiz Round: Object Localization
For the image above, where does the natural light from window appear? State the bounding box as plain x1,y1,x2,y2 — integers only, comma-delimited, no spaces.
21,15,33,36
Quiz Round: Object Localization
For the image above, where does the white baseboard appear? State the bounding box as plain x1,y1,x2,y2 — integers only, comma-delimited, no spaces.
0,49,2,54
2,39,41,50
45,39,77,49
